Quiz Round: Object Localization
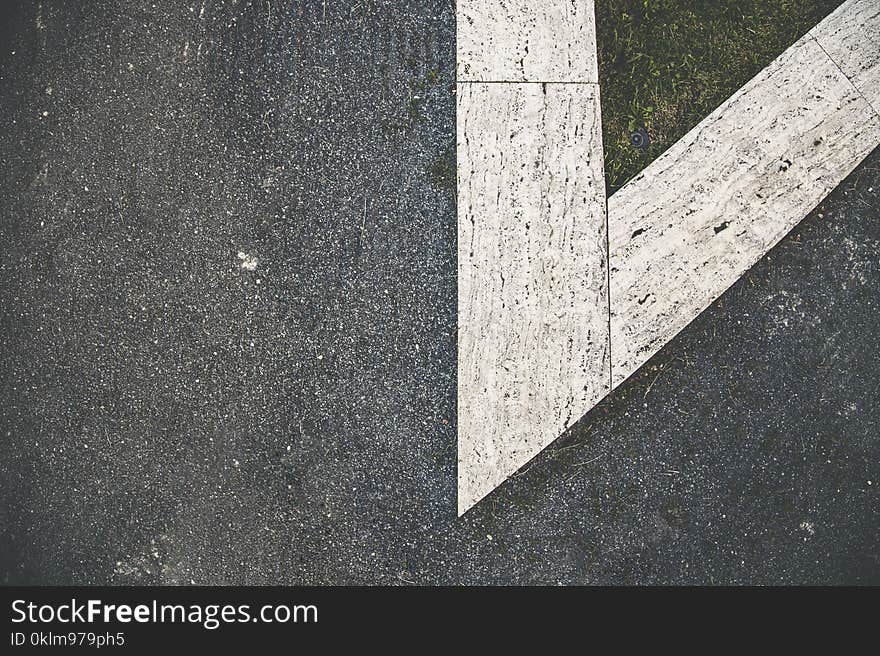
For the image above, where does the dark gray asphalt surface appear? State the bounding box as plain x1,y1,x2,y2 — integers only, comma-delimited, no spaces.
1,1,877,585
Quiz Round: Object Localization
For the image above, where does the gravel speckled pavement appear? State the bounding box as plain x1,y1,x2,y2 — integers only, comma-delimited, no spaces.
1,1,877,584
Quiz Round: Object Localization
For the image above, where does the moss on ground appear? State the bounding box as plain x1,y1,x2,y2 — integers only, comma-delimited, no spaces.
428,145,456,189
596,0,842,192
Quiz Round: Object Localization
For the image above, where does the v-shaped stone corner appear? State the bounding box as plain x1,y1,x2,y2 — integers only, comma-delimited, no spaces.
457,0,880,515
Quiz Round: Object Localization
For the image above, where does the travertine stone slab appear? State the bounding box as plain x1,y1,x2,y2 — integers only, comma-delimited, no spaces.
608,34,880,388
811,0,880,113
458,82,609,514
457,1,598,82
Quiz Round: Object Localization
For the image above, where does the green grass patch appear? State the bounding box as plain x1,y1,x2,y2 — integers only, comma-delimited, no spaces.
596,0,842,192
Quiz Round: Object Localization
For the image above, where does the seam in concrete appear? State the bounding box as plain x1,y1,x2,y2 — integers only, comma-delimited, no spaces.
810,34,880,118
457,80,602,85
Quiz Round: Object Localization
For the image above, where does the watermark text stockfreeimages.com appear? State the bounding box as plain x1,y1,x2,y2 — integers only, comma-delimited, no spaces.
10,599,317,630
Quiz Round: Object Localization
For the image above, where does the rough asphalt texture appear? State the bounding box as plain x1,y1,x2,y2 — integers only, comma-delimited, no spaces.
1,1,877,585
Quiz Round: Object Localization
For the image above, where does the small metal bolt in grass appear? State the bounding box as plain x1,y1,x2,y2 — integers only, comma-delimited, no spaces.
630,127,650,151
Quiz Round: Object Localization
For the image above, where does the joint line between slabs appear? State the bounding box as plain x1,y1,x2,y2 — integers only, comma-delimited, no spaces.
455,80,599,85
809,34,880,119
605,180,613,391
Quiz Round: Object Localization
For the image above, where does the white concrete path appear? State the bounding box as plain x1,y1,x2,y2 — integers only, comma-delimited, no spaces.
457,0,880,514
